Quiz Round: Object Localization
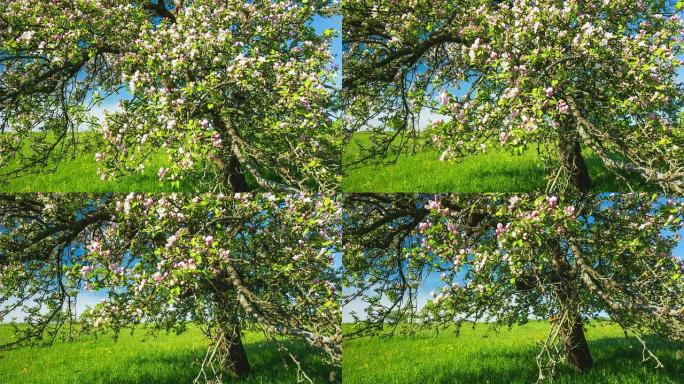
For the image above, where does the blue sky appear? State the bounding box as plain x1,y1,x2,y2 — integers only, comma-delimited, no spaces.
312,14,342,86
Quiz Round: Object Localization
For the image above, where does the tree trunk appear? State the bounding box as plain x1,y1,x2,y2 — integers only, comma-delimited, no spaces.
225,153,249,192
210,113,249,192
558,139,591,193
212,275,250,377
561,315,593,372
219,323,251,378
547,238,593,372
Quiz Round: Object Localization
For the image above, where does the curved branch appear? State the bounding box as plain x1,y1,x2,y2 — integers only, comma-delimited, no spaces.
223,261,341,362
567,96,684,193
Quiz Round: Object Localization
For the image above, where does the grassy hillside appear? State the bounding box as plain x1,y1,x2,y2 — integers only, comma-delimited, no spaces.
343,321,684,384
0,324,335,384
343,133,652,193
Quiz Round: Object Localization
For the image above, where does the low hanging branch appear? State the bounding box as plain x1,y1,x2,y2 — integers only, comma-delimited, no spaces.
343,193,684,380
0,193,342,382
567,96,684,194
343,0,684,193
224,261,341,363
1,0,340,192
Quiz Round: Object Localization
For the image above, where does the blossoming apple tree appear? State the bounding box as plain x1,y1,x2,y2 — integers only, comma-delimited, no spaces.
344,0,684,193
343,193,684,379
0,193,341,382
0,0,340,192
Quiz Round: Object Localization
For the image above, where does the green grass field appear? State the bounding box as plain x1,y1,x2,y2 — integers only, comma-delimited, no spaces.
0,133,268,192
0,325,335,384
343,133,652,193
1,150,193,193
343,321,684,384
1,133,192,192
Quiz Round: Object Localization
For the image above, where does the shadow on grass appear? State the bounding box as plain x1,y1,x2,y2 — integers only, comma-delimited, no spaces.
461,164,546,184
344,132,658,193
583,154,655,192
93,339,336,384
242,339,336,382
415,336,683,384
0,135,287,193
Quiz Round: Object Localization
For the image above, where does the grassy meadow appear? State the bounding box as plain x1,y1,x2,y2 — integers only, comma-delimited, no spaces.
2,150,192,193
0,324,335,384
0,133,270,192
1,132,190,192
343,133,652,193
343,321,684,384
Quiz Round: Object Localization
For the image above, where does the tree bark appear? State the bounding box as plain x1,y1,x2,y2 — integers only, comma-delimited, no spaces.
561,315,593,372
547,238,593,372
225,153,249,192
558,138,591,193
219,323,251,378
212,276,251,377
210,114,249,192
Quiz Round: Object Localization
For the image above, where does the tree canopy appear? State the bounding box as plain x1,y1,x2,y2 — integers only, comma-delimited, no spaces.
0,193,341,382
344,0,684,193
0,0,340,192
343,193,684,379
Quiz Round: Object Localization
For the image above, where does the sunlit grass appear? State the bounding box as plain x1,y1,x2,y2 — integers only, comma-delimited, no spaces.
343,321,684,384
0,324,335,384
0,133,264,192
343,132,652,193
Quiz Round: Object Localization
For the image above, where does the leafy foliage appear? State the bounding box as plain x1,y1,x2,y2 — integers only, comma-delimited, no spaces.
344,0,684,192
343,193,684,378
0,193,341,382
1,1,340,192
